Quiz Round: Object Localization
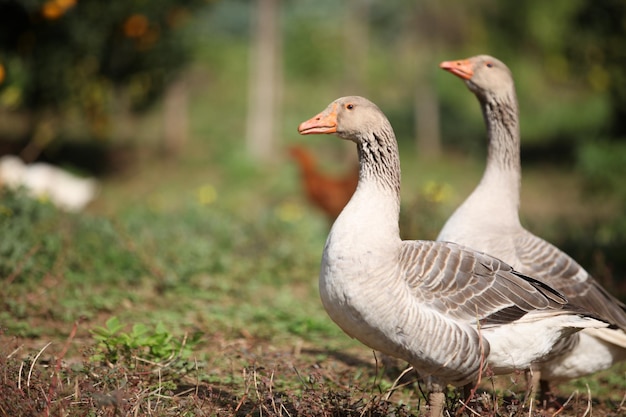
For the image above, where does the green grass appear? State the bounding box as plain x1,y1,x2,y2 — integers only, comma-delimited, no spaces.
0,179,337,338
1,151,625,415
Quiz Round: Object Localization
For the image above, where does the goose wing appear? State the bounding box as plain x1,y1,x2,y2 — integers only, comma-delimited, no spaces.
399,240,567,326
513,231,626,328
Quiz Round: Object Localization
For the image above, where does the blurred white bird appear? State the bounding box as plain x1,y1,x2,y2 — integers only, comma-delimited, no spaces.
0,155,98,212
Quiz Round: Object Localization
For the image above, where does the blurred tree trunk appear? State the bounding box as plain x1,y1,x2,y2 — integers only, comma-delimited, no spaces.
20,110,57,163
111,88,138,146
163,77,189,157
246,0,281,162
413,0,441,158
414,54,441,158
343,0,369,95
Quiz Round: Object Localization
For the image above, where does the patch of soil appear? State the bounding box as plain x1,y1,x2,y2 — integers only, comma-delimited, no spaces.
1,329,625,416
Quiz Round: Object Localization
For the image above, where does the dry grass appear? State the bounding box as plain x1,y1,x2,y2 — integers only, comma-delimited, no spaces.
2,328,625,417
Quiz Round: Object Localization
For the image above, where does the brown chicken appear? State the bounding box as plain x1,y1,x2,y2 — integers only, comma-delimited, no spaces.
288,145,359,221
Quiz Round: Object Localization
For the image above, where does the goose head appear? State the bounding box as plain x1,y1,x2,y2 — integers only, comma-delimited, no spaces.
440,55,514,101
297,96,392,145
297,95,401,205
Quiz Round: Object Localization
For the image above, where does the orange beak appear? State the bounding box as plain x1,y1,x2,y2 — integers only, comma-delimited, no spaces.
298,104,338,135
440,59,474,80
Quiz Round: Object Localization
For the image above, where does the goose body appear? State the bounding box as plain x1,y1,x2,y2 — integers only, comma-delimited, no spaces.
438,55,626,389
298,96,607,415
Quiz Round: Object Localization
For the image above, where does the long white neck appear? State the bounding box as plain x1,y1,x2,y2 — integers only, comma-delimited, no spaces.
462,90,522,227
483,91,522,192
437,88,522,246
328,130,402,257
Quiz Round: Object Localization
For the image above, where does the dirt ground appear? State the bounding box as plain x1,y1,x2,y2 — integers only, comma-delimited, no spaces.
2,324,625,417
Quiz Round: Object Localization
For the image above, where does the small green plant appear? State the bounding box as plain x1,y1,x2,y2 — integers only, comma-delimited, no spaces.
90,316,203,371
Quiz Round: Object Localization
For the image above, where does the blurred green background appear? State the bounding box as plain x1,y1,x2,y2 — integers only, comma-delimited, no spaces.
1,0,625,295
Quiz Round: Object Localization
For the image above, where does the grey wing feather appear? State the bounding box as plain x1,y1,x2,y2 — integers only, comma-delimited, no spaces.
514,232,626,329
398,240,567,325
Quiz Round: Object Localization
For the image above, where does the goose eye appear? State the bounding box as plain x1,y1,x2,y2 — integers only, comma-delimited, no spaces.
346,103,354,110
486,62,493,68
